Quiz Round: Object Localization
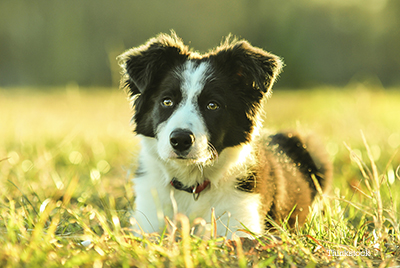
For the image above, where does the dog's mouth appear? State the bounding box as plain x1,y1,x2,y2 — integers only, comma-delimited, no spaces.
170,148,218,164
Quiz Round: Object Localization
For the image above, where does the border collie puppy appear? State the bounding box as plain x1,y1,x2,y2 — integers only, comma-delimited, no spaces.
118,32,332,237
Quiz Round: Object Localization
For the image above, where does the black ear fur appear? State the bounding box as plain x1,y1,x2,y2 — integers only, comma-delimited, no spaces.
118,32,190,98
210,37,283,94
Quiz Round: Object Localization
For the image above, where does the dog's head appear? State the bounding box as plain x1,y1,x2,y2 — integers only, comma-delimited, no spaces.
118,32,283,164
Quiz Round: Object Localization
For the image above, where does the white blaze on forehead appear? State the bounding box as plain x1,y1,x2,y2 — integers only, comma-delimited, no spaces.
155,60,212,164
179,61,210,100
169,60,210,131
167,60,210,130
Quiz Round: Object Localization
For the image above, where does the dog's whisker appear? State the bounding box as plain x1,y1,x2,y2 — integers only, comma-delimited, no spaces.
196,163,204,177
207,142,219,161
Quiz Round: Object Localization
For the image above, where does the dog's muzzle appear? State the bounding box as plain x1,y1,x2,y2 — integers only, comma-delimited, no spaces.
169,129,195,155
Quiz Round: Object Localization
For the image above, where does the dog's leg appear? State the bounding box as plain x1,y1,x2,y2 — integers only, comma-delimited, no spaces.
132,182,166,235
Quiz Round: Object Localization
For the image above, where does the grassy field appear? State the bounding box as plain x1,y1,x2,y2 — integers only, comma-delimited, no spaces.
1,86,400,267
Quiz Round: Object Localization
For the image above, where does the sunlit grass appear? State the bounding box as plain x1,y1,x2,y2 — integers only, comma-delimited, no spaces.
1,86,400,267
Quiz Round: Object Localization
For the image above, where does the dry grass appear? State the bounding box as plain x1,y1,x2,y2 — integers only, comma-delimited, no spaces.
1,86,400,267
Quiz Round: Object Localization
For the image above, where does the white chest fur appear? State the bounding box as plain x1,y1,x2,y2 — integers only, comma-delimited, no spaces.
132,137,262,238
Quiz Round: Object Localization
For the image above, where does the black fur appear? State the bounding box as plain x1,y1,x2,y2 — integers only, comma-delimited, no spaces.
118,32,283,152
235,171,257,193
268,133,326,196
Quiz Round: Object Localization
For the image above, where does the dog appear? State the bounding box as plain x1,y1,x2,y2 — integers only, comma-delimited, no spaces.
118,32,332,238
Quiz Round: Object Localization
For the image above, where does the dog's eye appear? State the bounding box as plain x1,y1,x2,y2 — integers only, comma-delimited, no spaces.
206,102,220,111
161,98,174,107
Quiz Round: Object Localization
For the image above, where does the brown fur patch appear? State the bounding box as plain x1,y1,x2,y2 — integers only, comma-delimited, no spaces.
247,131,332,229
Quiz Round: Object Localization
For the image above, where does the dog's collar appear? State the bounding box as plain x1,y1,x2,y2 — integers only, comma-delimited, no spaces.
170,178,210,201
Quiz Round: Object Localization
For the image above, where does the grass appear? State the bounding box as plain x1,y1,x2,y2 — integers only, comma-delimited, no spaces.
1,86,400,267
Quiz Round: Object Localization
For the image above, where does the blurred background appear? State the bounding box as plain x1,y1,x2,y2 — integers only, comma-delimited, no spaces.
1,0,399,89
1,1,400,246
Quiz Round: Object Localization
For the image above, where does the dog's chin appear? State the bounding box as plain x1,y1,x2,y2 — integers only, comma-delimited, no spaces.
165,152,216,166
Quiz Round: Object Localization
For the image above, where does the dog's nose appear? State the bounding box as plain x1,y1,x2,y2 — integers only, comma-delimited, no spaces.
170,129,195,153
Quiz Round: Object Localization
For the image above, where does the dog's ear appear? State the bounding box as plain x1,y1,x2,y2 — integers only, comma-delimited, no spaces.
118,32,189,97
211,37,283,94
